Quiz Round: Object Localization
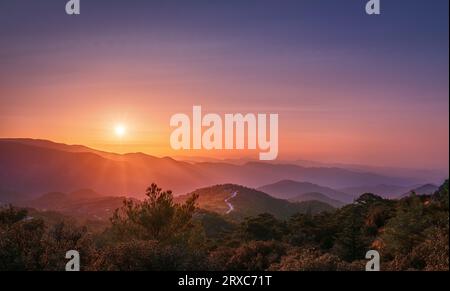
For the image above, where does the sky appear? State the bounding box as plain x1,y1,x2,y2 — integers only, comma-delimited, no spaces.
0,0,448,169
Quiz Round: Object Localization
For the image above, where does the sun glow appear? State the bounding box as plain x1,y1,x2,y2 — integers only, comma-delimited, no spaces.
114,124,126,137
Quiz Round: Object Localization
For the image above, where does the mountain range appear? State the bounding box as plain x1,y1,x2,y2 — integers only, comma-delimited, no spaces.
258,180,354,203
289,192,345,208
0,138,428,200
19,189,130,221
175,184,334,219
338,184,411,199
399,184,439,198
0,138,445,223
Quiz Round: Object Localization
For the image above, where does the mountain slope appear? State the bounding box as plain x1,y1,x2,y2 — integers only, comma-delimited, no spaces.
293,159,447,186
0,188,31,205
339,184,410,199
176,184,335,220
22,189,130,221
1,139,421,199
400,184,439,198
0,140,206,198
200,162,417,191
258,180,353,203
289,192,345,208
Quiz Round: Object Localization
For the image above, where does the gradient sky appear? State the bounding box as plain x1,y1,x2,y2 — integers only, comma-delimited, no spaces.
0,0,448,169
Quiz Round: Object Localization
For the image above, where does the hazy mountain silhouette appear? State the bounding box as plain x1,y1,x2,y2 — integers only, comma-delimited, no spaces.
399,184,439,198
22,189,130,221
293,159,447,185
176,184,334,219
289,192,345,208
0,188,31,205
339,184,411,199
0,139,424,200
0,139,206,198
258,180,353,203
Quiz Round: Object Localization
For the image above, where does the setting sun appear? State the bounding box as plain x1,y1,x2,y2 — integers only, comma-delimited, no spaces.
115,124,126,137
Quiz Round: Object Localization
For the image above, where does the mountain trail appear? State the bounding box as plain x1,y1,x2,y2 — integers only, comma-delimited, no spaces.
225,191,238,214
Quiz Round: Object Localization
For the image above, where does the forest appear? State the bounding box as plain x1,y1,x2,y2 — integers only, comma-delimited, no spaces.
0,180,448,271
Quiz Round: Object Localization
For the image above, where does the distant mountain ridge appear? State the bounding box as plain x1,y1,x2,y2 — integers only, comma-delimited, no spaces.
21,189,129,221
258,180,353,203
289,192,345,208
0,138,425,200
0,188,31,205
400,184,439,198
176,184,335,219
339,184,411,198
0,139,205,198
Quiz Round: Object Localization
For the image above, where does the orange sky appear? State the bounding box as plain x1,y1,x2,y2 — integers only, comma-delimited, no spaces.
0,1,448,170
1,73,448,169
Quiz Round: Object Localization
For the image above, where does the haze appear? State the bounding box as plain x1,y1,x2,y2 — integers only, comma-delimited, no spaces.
0,0,448,170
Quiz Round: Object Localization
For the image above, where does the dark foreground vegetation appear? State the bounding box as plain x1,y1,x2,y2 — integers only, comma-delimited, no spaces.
1,181,448,271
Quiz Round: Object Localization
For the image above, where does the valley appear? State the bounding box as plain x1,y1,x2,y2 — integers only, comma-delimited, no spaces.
0,138,446,224
0,138,447,272
0,138,436,200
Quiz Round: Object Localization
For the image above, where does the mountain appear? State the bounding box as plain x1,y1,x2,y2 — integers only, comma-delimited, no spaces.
22,189,129,221
176,184,335,220
289,192,345,208
339,184,411,199
399,184,440,198
178,157,447,185
0,188,32,205
0,139,206,198
204,162,418,191
258,180,353,203
293,159,447,185
70,188,104,199
0,139,422,199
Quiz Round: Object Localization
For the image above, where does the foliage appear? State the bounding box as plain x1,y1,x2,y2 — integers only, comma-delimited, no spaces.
239,213,286,241
108,183,199,244
92,240,207,271
0,180,448,271
0,206,94,271
209,241,287,271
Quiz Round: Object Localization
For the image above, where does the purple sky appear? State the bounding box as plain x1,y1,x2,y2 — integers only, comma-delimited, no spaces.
0,0,448,170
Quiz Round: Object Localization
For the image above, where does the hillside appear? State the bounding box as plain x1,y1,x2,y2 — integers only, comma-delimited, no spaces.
0,188,31,205
176,184,335,220
289,192,345,208
258,180,353,203
339,184,410,198
0,140,205,198
21,189,130,221
400,184,439,198
0,139,422,200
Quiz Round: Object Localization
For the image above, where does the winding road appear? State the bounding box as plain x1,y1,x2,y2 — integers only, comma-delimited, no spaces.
225,191,238,214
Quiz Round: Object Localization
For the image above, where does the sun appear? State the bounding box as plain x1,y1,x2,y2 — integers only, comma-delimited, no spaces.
114,124,126,137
